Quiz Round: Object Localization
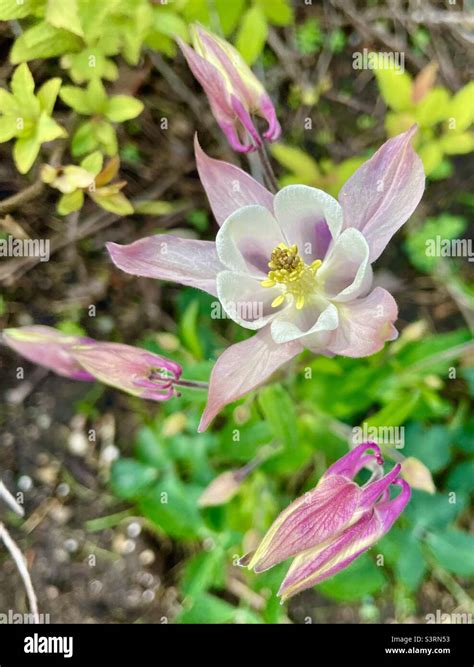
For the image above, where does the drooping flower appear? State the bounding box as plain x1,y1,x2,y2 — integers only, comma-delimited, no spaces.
178,25,280,152
2,326,183,401
106,127,425,430
72,342,182,401
2,326,95,381
240,443,411,601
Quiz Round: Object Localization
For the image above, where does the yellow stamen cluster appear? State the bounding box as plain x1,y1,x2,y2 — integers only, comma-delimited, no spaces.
261,243,322,310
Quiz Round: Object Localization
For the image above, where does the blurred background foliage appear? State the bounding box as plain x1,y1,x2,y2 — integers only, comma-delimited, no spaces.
0,0,473,624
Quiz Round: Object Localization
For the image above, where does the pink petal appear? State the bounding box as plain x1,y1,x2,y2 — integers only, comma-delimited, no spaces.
195,135,274,226
198,326,301,432
338,126,425,262
248,474,362,573
326,287,398,358
324,442,383,479
106,235,223,296
278,510,383,601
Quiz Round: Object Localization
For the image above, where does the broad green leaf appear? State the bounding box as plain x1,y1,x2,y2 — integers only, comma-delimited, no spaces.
135,425,169,469
417,140,443,176
270,143,320,182
318,554,386,602
86,78,108,114
57,189,84,215
374,66,413,112
180,548,226,599
152,8,189,41
427,530,474,576
46,0,84,37
446,460,474,495
0,89,19,115
37,77,62,115
235,5,268,65
395,532,427,590
110,458,158,500
258,384,297,449
448,81,474,133
179,299,203,360
13,136,40,173
60,85,93,114
414,87,451,127
403,423,451,473
256,0,293,26
122,2,153,65
215,0,246,35
93,119,117,155
405,490,467,530
177,593,238,624
105,96,144,123
61,49,119,84
90,191,133,215
10,22,82,63
404,214,467,272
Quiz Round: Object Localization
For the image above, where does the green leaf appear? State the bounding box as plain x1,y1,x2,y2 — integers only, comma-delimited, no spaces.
57,189,84,215
365,391,420,429
71,121,98,156
403,423,451,473
270,143,320,182
105,96,144,123
0,0,42,20
427,530,474,576
256,0,293,26
110,458,158,500
46,0,84,37
258,384,297,449
448,81,474,133
10,21,82,63
395,533,427,590
35,111,66,142
446,460,474,495
406,490,467,530
179,299,203,360
59,85,93,114
318,554,386,602
404,214,467,273
439,131,474,155
0,116,18,142
13,136,40,173
0,89,19,115
11,63,39,117
215,0,246,35
93,119,117,155
235,5,268,65
374,66,413,112
80,150,103,175
151,7,189,42
415,87,451,127
417,140,443,176
90,191,133,215
86,78,108,114
180,549,226,599
177,593,238,624
37,77,62,115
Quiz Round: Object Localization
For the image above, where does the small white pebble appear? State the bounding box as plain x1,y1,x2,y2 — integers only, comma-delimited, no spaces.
127,521,141,538
64,538,79,553
68,431,88,456
101,444,119,463
56,482,70,498
18,475,33,492
142,589,155,603
138,549,155,566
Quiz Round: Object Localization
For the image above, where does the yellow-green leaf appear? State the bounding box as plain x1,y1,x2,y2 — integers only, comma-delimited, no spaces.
374,66,413,112
60,85,92,114
13,136,40,173
57,189,84,215
439,131,474,155
90,191,133,215
80,151,103,176
448,82,474,133
105,96,144,123
235,5,268,65
10,21,82,63
256,0,293,26
11,63,39,117
35,111,67,142
0,115,18,142
37,77,62,115
417,141,443,176
414,87,451,127
270,143,320,182
46,0,84,37
0,0,42,20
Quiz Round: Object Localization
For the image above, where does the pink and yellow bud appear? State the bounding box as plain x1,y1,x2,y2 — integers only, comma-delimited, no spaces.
242,443,411,600
2,326,94,381
71,342,182,401
178,25,280,153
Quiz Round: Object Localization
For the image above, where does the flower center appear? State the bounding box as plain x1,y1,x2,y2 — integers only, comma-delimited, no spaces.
261,243,322,310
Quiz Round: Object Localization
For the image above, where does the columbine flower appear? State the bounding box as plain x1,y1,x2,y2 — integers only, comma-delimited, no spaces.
72,342,182,401
241,443,411,601
2,326,183,401
106,127,425,430
178,25,280,152
2,326,94,380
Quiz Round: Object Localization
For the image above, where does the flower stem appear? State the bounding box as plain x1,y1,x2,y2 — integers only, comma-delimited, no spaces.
174,378,209,390
256,142,279,193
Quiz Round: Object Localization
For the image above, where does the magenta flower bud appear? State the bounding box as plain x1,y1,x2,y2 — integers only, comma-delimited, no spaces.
71,342,182,401
242,443,411,600
2,326,94,381
178,25,281,153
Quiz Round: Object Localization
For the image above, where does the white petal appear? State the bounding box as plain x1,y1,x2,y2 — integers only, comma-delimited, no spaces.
216,205,284,276
271,302,338,344
273,185,344,261
216,271,287,330
318,228,372,302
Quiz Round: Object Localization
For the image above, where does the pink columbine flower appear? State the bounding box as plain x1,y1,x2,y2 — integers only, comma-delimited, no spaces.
178,25,280,152
242,443,411,601
2,326,95,381
2,326,183,401
72,342,182,401
106,127,425,430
